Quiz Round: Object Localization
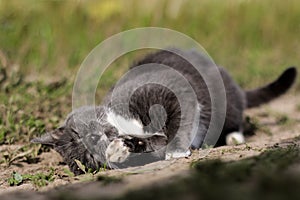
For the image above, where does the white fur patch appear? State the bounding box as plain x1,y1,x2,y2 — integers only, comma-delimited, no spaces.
106,110,166,138
107,111,144,135
165,149,191,160
105,138,130,163
226,132,245,145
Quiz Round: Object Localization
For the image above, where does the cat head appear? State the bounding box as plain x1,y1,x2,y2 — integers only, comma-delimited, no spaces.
31,106,167,175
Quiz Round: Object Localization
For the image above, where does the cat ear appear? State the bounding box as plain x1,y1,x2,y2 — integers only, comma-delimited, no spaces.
31,127,64,145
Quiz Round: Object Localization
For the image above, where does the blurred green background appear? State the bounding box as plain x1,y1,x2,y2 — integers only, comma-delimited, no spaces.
1,1,300,196
0,0,299,145
1,0,299,87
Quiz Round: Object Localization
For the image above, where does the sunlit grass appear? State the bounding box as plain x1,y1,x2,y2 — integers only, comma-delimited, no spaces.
0,1,299,193
0,0,299,89
0,0,298,142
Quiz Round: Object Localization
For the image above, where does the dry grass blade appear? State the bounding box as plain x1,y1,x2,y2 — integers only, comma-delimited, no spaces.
8,149,33,166
74,159,86,174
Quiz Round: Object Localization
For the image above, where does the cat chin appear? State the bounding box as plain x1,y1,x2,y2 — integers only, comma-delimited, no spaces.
225,131,245,145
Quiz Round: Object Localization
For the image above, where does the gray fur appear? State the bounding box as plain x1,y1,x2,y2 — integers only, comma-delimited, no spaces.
31,49,297,175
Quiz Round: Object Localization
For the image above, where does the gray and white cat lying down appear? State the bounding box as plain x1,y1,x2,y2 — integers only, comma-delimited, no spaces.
32,49,297,175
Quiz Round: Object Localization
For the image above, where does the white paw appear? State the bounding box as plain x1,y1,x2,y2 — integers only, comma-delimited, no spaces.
105,139,130,163
226,132,245,146
165,150,191,160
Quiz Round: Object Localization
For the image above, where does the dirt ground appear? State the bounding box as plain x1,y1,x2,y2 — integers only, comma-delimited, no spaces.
0,93,300,199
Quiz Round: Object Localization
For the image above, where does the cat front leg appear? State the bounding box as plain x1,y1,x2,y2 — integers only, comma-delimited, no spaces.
105,138,130,163
164,132,193,160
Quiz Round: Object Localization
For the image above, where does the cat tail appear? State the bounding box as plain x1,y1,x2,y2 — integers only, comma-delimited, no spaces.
245,67,297,109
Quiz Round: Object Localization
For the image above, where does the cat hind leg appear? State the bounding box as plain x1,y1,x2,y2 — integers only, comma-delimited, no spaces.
225,131,245,145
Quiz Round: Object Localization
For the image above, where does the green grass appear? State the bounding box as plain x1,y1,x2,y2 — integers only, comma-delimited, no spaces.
0,65,71,145
0,0,298,144
0,0,299,87
7,168,55,187
0,0,299,198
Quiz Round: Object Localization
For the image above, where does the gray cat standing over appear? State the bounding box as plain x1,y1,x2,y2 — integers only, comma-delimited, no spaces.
32,49,297,175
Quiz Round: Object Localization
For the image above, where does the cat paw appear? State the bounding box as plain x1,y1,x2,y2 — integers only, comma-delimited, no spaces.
105,139,130,163
226,132,245,145
165,150,191,160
